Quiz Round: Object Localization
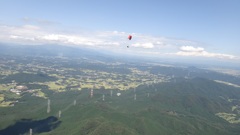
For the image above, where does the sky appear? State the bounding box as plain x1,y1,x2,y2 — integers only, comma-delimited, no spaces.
0,0,239,65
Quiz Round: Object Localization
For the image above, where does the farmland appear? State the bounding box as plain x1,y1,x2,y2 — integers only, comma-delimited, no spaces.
1,54,240,135
0,55,169,106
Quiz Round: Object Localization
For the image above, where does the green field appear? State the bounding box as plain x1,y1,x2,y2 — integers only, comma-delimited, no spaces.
0,78,240,135
1,55,240,134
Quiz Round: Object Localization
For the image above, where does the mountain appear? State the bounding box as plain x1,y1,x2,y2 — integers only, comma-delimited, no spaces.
0,43,107,59
150,66,240,85
1,78,240,135
0,43,144,63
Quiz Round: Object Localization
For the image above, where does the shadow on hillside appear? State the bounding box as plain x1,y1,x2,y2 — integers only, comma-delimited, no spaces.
0,116,61,135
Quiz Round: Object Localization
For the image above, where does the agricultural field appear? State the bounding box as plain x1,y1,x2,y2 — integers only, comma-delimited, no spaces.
0,55,169,107
1,55,240,135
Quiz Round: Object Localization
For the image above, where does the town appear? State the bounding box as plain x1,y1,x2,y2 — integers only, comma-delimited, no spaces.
0,55,170,107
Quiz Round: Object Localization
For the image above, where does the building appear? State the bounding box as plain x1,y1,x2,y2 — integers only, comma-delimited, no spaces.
15,85,28,91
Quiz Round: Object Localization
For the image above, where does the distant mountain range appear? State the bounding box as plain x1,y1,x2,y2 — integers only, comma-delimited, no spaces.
0,43,105,58
0,43,147,63
1,43,239,70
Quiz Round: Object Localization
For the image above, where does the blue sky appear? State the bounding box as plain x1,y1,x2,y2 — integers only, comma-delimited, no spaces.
0,0,239,65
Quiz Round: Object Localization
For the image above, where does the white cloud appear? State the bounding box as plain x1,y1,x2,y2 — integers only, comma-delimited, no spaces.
42,34,60,41
0,24,171,50
180,46,204,52
175,46,239,60
10,35,35,41
0,24,239,62
0,25,109,46
132,42,154,49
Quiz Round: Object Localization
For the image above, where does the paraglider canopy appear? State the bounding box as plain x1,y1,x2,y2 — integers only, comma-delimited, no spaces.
128,35,132,40
127,35,132,48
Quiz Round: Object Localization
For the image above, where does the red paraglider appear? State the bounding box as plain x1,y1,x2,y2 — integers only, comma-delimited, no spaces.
127,35,132,48
128,35,132,40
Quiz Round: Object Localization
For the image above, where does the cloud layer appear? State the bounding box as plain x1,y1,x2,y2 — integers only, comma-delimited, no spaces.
0,24,171,50
176,46,238,60
0,24,239,62
180,46,204,52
